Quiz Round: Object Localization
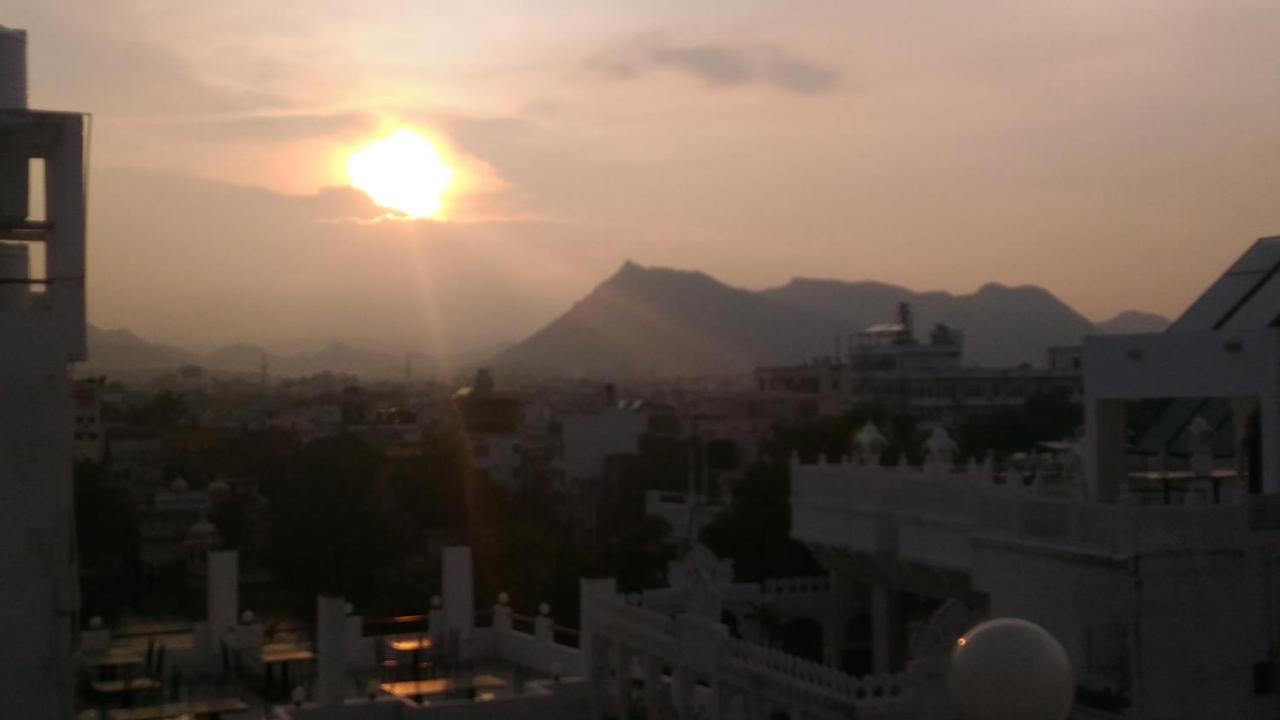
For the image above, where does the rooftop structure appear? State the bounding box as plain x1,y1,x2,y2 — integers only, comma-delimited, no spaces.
788,236,1280,719
756,302,1081,422
0,26,89,717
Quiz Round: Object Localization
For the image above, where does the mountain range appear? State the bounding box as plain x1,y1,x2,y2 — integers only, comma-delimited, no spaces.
495,262,1170,377
86,262,1170,381
84,326,456,382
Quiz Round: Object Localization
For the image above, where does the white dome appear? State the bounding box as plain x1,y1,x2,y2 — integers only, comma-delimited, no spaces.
949,618,1073,720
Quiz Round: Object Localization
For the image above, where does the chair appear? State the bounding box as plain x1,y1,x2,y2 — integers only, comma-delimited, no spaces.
143,638,156,676
153,644,167,683
375,639,399,682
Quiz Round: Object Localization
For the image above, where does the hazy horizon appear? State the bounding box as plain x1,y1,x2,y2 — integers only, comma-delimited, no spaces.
9,1,1280,353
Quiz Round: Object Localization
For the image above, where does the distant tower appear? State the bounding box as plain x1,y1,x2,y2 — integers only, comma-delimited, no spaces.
0,27,89,717
898,301,914,342
259,351,268,389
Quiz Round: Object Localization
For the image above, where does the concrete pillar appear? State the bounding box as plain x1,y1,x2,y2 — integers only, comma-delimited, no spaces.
428,597,446,643
316,595,348,706
579,577,617,668
1085,399,1127,502
672,666,695,720
442,546,474,638
206,550,238,637
871,584,900,674
1232,397,1259,498
534,604,554,643
589,635,611,720
493,602,512,632
344,611,368,670
644,655,663,720
614,645,631,719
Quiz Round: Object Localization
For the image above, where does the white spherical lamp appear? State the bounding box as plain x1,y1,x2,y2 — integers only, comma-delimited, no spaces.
950,618,1073,720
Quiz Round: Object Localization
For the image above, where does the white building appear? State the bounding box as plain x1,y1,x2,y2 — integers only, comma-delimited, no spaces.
0,26,89,718
558,402,647,493
786,236,1280,720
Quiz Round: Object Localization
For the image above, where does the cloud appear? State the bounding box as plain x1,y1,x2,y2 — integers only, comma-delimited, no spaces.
143,111,377,143
587,36,840,94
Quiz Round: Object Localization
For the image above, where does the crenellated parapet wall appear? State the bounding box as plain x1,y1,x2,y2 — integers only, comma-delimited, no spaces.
723,636,913,711
584,592,928,719
792,454,1252,572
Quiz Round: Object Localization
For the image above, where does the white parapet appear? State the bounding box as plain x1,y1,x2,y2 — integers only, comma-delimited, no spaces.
206,550,238,637
443,546,475,638
316,595,348,706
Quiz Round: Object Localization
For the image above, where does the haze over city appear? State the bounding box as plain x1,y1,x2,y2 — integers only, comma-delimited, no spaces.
10,3,1280,719
10,0,1280,355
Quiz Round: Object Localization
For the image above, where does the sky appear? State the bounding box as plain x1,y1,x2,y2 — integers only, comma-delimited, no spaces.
7,0,1280,355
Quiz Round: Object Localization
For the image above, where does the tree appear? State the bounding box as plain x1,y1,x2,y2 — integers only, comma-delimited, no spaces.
597,515,676,593
267,434,398,608
699,460,821,583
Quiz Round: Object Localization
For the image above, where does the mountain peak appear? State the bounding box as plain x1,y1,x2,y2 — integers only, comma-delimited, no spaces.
1098,310,1170,334
499,265,1101,377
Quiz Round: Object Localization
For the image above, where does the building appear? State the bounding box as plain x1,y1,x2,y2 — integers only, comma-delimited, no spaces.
0,27,89,717
784,235,1280,719
72,376,106,463
558,387,647,494
453,368,528,491
756,301,1082,421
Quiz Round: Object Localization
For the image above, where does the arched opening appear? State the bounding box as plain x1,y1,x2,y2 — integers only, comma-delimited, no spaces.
780,617,823,663
842,612,872,676
721,610,741,638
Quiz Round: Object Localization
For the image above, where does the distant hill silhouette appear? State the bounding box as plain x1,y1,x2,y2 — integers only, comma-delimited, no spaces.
496,262,1104,377
1097,310,1171,334
85,327,456,381
86,325,199,378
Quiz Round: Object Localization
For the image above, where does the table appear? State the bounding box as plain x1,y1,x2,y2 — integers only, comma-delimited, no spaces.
387,637,433,653
91,677,162,707
380,674,506,700
388,636,434,679
261,644,316,700
107,697,249,720
86,648,146,668
86,648,146,680
92,677,162,693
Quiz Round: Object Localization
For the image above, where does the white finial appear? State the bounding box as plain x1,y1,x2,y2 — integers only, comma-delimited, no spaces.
538,602,551,616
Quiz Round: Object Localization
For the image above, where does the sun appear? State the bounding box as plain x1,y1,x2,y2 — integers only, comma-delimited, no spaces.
346,129,455,218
